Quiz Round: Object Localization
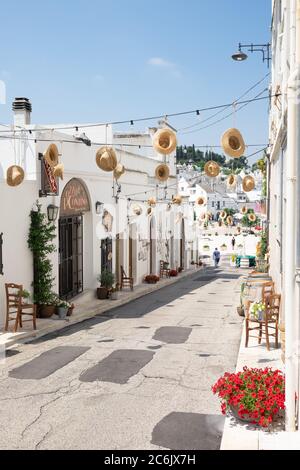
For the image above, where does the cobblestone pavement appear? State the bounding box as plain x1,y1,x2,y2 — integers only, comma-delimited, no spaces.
0,263,243,450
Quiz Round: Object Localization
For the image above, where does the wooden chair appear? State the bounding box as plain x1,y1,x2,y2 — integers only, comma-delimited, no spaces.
245,293,281,351
160,260,170,278
120,266,134,291
5,283,37,333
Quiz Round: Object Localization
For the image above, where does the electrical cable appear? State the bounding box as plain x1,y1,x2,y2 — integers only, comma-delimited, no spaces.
178,72,270,132
181,88,269,135
0,93,278,135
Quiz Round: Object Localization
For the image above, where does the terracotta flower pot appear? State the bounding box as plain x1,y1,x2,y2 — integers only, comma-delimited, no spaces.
97,287,108,299
38,305,56,318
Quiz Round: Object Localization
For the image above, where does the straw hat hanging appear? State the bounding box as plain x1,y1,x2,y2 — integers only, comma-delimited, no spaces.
132,204,143,216
148,197,156,206
6,165,25,187
227,215,234,226
44,144,59,168
221,128,245,158
204,160,220,178
96,146,117,172
248,213,257,223
220,210,227,220
153,128,177,155
172,195,182,205
147,207,154,217
227,174,237,189
241,206,248,215
242,175,255,192
53,163,64,180
114,163,125,180
155,163,170,182
196,196,206,206
200,212,208,221
175,212,184,224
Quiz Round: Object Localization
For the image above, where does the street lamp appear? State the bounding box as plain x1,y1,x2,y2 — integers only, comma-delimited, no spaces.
47,204,59,222
232,43,271,68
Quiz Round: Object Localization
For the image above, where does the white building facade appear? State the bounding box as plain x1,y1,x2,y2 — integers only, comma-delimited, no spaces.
0,99,195,328
269,0,300,431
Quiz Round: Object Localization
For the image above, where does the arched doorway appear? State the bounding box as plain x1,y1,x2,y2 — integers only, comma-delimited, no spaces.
59,178,90,299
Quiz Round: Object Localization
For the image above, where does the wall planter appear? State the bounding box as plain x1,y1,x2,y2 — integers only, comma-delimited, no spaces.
110,290,119,300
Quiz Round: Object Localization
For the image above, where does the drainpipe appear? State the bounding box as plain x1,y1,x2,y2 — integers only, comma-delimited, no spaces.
295,0,300,429
285,0,297,432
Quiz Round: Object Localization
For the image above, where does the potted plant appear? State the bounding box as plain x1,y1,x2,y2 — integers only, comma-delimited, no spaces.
27,203,56,318
177,267,183,273
19,289,31,304
145,274,160,284
97,270,115,299
169,269,178,277
56,298,71,320
110,286,119,300
212,367,285,428
67,303,75,317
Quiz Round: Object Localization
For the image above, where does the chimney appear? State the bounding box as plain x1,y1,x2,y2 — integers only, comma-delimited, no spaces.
12,97,32,127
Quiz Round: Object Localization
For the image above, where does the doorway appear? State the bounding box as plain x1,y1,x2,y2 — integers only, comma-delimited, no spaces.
101,237,113,272
59,215,83,299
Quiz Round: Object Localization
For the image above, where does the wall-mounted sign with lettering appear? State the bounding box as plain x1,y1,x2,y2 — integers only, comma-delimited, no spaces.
60,178,90,216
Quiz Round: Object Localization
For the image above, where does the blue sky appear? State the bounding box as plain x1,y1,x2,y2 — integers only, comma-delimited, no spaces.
0,0,271,159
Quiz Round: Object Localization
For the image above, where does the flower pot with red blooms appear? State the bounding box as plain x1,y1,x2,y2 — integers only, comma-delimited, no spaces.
169,270,178,277
212,367,285,428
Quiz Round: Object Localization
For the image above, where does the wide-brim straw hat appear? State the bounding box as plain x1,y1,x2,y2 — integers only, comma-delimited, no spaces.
220,210,227,220
155,163,170,182
96,146,118,172
241,206,248,214
53,163,64,180
248,213,257,222
227,174,237,188
148,197,156,207
242,175,255,192
147,207,154,217
204,160,220,177
6,165,25,187
44,144,59,167
221,128,245,158
196,196,206,206
172,195,182,205
132,204,143,216
175,212,184,224
153,128,177,155
227,216,234,226
113,163,125,180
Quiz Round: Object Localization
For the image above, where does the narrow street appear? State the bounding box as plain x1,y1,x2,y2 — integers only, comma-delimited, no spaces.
0,263,243,450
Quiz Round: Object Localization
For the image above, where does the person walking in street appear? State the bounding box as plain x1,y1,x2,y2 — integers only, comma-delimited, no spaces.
213,248,221,268
231,236,236,251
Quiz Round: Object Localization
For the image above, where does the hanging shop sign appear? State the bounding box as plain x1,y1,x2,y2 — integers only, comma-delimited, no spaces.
39,153,59,197
60,178,90,216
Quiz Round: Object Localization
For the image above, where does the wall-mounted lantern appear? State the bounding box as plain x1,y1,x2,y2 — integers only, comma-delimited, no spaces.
47,204,59,222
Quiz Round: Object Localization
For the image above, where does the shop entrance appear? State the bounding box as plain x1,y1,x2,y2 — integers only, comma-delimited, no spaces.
59,178,90,299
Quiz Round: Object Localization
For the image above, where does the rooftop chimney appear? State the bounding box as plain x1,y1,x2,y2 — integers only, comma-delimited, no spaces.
12,97,32,127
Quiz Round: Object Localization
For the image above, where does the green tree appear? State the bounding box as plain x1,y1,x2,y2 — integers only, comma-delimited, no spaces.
27,203,56,305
